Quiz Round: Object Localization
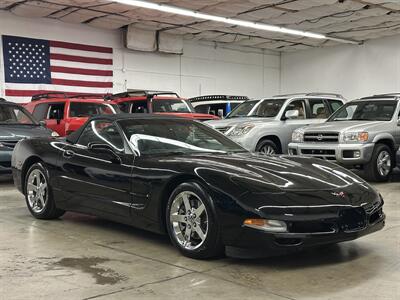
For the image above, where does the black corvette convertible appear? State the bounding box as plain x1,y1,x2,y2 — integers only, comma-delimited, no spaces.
12,114,385,259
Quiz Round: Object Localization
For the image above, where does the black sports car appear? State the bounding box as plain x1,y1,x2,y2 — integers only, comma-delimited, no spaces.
12,114,385,259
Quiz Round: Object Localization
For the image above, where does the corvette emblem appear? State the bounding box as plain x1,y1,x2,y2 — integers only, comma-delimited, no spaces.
331,191,346,198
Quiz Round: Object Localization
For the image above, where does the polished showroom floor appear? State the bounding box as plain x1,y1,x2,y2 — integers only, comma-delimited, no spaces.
0,172,399,300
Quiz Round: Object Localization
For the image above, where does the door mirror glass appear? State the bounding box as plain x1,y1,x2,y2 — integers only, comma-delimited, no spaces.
285,110,299,119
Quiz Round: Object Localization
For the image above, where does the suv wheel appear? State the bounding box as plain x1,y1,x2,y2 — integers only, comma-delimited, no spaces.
365,144,393,182
256,139,280,155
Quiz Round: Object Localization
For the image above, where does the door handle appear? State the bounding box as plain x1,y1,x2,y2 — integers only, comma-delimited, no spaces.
63,150,75,158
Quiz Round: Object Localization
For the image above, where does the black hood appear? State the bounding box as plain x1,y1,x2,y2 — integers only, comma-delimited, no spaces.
0,125,52,140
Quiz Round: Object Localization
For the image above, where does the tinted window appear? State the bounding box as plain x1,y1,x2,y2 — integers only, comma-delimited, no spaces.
119,119,245,155
32,103,49,120
283,100,306,119
309,99,329,119
130,101,148,113
69,102,116,118
328,100,343,113
47,103,65,120
195,103,226,116
77,120,124,151
0,105,36,125
329,100,397,122
152,99,192,113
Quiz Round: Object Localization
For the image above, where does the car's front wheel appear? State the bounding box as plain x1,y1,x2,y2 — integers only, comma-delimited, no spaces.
25,163,65,219
256,139,280,155
364,144,394,182
166,181,223,259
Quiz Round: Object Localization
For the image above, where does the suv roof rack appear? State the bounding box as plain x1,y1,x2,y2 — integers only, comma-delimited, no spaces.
273,92,344,98
104,90,180,101
360,93,400,99
31,92,67,101
189,95,249,102
69,94,104,99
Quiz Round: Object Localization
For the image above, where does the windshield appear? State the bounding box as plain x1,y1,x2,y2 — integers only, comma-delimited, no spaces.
118,119,246,155
151,99,193,113
328,100,397,122
69,102,119,118
227,99,286,118
0,104,37,125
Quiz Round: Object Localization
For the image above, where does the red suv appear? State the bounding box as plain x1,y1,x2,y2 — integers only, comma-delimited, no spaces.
106,91,219,121
24,93,120,136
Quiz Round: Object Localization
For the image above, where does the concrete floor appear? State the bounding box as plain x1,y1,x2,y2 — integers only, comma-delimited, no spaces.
0,174,399,300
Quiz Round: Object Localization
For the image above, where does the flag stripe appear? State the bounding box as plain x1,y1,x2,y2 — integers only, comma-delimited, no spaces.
5,89,106,97
50,66,113,76
50,47,113,59
49,40,113,54
50,60,113,71
50,53,113,65
52,72,113,82
51,78,113,88
5,82,112,94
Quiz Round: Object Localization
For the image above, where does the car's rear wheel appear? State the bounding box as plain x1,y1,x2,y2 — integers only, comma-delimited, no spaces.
25,163,65,219
166,181,223,259
256,139,280,155
364,144,393,182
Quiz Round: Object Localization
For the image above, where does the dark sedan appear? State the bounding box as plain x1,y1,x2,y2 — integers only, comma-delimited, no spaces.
12,114,385,259
0,98,56,174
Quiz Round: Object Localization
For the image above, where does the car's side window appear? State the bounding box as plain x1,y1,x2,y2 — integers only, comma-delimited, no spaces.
47,103,65,120
131,101,148,113
309,99,329,119
328,100,343,113
118,102,131,113
32,103,49,120
77,120,124,151
284,100,306,119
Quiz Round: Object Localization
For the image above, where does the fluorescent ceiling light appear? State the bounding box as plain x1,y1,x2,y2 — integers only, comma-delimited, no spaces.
112,0,359,44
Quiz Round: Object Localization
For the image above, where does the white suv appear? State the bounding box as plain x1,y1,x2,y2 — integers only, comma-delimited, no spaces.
206,93,346,154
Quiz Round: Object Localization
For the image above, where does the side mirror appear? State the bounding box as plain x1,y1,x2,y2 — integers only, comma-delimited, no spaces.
39,120,46,127
284,110,299,120
88,143,121,164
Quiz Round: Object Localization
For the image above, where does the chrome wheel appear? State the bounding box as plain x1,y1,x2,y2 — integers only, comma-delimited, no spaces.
260,145,276,155
26,169,48,213
169,191,208,250
377,150,391,176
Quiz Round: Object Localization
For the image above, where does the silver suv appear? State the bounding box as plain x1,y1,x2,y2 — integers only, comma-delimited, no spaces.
206,93,345,154
289,94,400,182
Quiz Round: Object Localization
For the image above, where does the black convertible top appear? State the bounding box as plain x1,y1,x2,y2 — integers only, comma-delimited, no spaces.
66,113,190,144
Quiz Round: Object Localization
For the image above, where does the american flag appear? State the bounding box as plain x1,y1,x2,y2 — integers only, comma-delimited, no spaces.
2,35,113,102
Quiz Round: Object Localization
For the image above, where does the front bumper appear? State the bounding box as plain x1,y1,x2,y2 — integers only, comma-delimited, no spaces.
225,205,385,258
0,149,13,174
288,142,375,165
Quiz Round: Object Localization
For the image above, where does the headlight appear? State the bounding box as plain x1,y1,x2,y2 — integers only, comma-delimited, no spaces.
51,131,60,137
341,132,369,143
227,123,255,136
243,219,287,233
292,130,304,143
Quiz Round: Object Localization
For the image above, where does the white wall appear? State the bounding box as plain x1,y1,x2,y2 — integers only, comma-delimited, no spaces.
0,11,281,102
281,35,400,100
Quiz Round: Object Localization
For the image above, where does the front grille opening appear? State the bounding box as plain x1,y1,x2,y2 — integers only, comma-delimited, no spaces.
304,132,339,143
275,238,303,246
339,208,366,232
369,208,383,224
289,221,336,234
301,149,335,155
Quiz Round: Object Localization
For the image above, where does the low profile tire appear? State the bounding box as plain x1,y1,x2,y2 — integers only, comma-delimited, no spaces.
256,139,280,155
166,181,223,259
25,162,65,219
364,144,394,182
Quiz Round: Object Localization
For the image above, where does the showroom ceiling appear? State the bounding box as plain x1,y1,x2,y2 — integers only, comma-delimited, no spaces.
1,0,400,51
